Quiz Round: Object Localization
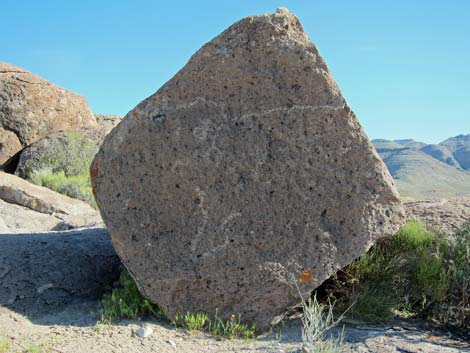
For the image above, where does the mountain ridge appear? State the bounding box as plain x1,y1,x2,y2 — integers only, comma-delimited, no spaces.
372,135,470,201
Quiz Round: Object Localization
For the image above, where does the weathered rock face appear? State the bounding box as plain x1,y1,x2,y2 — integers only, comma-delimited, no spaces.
405,198,470,234
0,62,96,166
0,126,22,164
0,172,103,232
15,114,120,178
92,8,405,330
93,114,121,138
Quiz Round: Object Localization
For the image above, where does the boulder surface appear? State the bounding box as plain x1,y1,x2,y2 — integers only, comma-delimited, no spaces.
92,8,405,330
0,62,96,166
0,172,102,231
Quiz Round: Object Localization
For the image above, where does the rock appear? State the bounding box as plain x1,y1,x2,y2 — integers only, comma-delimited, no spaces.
0,62,96,166
93,114,121,138
135,325,153,339
405,197,470,234
0,228,120,317
15,114,120,179
0,172,102,231
0,198,66,233
92,9,405,331
0,126,22,165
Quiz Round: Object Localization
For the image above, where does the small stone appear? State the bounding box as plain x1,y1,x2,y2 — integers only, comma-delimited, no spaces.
135,325,153,338
166,339,177,348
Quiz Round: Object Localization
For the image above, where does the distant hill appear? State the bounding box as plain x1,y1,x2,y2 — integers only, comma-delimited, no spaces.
372,135,470,201
440,134,470,170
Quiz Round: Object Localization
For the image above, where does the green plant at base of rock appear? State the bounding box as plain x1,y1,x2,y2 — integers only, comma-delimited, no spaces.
321,221,470,333
301,294,345,353
99,269,165,324
173,310,256,339
173,312,208,332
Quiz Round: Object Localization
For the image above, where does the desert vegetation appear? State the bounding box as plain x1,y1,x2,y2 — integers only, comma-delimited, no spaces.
323,221,470,333
99,270,256,339
24,131,98,208
300,295,345,353
98,220,470,348
99,270,165,324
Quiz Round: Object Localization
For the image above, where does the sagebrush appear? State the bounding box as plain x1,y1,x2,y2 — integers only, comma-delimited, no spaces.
321,221,470,332
25,131,98,207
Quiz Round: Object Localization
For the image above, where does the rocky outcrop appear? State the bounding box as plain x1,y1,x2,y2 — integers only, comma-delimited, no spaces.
91,8,405,330
0,228,120,317
0,126,22,165
15,115,120,178
405,197,470,234
0,62,96,166
93,114,121,139
0,172,102,232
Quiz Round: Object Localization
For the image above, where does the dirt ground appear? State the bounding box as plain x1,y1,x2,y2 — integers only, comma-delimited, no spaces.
1,301,469,353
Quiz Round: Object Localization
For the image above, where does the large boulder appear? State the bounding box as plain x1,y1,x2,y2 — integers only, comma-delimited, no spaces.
92,8,405,330
0,62,97,166
15,114,120,178
0,172,102,231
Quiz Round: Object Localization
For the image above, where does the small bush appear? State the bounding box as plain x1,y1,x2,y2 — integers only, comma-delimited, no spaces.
301,295,344,353
30,169,96,208
322,221,470,333
25,131,98,208
23,131,97,177
99,269,165,323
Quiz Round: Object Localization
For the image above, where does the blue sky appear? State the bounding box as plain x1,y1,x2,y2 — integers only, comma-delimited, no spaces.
1,1,469,143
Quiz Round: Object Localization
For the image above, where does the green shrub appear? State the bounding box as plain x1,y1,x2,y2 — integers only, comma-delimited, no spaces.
24,131,98,208
30,170,96,208
99,269,165,323
24,131,97,177
321,221,470,333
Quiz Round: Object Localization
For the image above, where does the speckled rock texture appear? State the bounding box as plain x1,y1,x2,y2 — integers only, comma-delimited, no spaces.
405,197,470,234
92,8,405,331
0,62,96,166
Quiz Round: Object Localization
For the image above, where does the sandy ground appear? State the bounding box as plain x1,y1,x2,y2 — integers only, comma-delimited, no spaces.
1,301,469,353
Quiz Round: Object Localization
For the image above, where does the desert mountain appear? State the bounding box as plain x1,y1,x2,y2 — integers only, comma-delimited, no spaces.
372,135,470,201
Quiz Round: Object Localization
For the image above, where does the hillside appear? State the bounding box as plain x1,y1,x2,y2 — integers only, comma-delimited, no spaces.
372,135,470,201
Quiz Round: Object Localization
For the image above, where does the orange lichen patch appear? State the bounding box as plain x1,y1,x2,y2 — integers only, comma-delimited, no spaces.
90,159,100,180
90,160,100,196
299,269,313,283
